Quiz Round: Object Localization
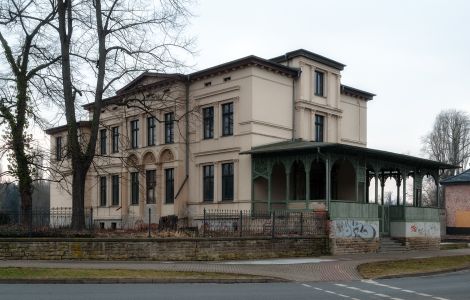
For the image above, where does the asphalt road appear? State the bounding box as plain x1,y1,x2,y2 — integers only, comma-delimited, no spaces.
1,270,469,300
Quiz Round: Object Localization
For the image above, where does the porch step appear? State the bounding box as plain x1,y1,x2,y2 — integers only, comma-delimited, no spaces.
379,238,408,253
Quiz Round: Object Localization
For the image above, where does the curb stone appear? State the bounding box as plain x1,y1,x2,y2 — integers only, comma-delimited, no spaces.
0,277,288,284
369,265,470,280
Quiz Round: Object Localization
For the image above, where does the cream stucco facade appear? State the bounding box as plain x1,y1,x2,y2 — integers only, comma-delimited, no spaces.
46,49,374,228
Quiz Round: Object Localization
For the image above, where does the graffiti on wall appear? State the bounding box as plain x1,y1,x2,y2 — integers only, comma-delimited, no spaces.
408,222,440,237
334,220,377,239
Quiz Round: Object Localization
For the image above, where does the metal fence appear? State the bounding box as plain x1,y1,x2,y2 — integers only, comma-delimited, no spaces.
202,209,328,237
0,208,93,237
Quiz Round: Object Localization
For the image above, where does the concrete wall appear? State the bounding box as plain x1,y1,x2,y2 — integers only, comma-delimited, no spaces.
390,221,441,250
0,237,328,261
329,219,380,254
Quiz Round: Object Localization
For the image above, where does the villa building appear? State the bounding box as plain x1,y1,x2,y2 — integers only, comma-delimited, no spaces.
46,49,454,253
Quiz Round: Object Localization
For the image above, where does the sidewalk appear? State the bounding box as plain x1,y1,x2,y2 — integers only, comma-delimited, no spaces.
1,248,470,282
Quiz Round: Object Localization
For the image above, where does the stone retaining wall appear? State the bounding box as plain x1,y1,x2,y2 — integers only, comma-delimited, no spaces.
330,238,380,255
0,237,329,261
402,237,441,251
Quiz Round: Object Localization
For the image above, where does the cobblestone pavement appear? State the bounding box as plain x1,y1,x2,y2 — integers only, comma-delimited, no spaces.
1,248,470,282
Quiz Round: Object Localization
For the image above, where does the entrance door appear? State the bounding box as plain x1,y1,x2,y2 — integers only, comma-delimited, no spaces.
379,205,390,236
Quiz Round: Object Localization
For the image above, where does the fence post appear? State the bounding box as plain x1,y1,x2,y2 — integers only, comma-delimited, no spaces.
148,208,151,238
300,212,303,236
29,208,33,237
271,211,275,239
239,210,243,237
90,207,94,233
203,208,206,237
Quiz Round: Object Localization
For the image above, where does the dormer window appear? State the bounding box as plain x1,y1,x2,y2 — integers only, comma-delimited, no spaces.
315,70,324,97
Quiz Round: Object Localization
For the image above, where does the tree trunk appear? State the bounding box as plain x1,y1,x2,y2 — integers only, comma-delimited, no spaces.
13,81,34,226
71,165,87,230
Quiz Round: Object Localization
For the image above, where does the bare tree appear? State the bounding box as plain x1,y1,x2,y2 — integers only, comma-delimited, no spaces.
56,0,193,229
0,0,59,223
422,109,470,177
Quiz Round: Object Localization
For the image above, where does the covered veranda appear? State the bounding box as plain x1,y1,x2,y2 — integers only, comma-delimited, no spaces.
243,141,456,236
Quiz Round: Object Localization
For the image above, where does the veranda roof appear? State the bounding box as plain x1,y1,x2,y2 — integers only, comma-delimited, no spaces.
241,140,457,170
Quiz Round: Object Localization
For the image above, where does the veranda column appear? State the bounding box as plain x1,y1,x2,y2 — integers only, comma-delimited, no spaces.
413,173,417,207
366,174,370,203
375,173,379,204
325,158,331,211
396,174,401,206
285,169,290,207
402,173,407,206
381,172,385,205
268,174,272,212
305,163,311,210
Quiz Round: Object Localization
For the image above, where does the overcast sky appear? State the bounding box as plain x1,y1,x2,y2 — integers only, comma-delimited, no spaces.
5,0,468,174
186,0,470,156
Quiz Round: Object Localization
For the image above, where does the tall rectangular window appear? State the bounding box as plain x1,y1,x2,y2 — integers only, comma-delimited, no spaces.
146,170,156,204
203,107,214,139
165,112,174,144
315,114,325,142
55,136,62,161
222,102,233,136
111,126,119,153
100,129,107,155
147,117,156,146
222,163,234,201
100,176,107,207
165,168,174,204
131,120,139,149
203,165,214,202
111,175,119,206
315,71,324,96
131,172,139,205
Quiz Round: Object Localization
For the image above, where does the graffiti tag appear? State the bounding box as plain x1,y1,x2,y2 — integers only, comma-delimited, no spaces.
335,220,377,239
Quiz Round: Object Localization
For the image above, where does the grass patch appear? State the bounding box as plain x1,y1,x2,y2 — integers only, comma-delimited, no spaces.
0,267,261,280
358,255,470,279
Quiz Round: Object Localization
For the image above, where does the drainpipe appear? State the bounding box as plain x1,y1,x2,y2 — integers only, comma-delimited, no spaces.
185,76,190,178
292,77,296,141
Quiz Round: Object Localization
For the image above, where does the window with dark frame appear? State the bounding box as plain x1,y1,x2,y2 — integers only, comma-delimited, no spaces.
164,112,174,144
100,176,107,207
315,70,324,96
222,102,233,136
131,120,139,149
165,168,174,204
111,126,119,153
111,175,119,206
203,165,214,202
131,172,139,205
55,136,62,161
203,107,214,139
147,117,156,146
222,163,234,201
146,170,156,204
100,129,107,155
314,114,325,142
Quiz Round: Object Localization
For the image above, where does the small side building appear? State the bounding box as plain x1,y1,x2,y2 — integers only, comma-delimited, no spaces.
441,169,470,234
